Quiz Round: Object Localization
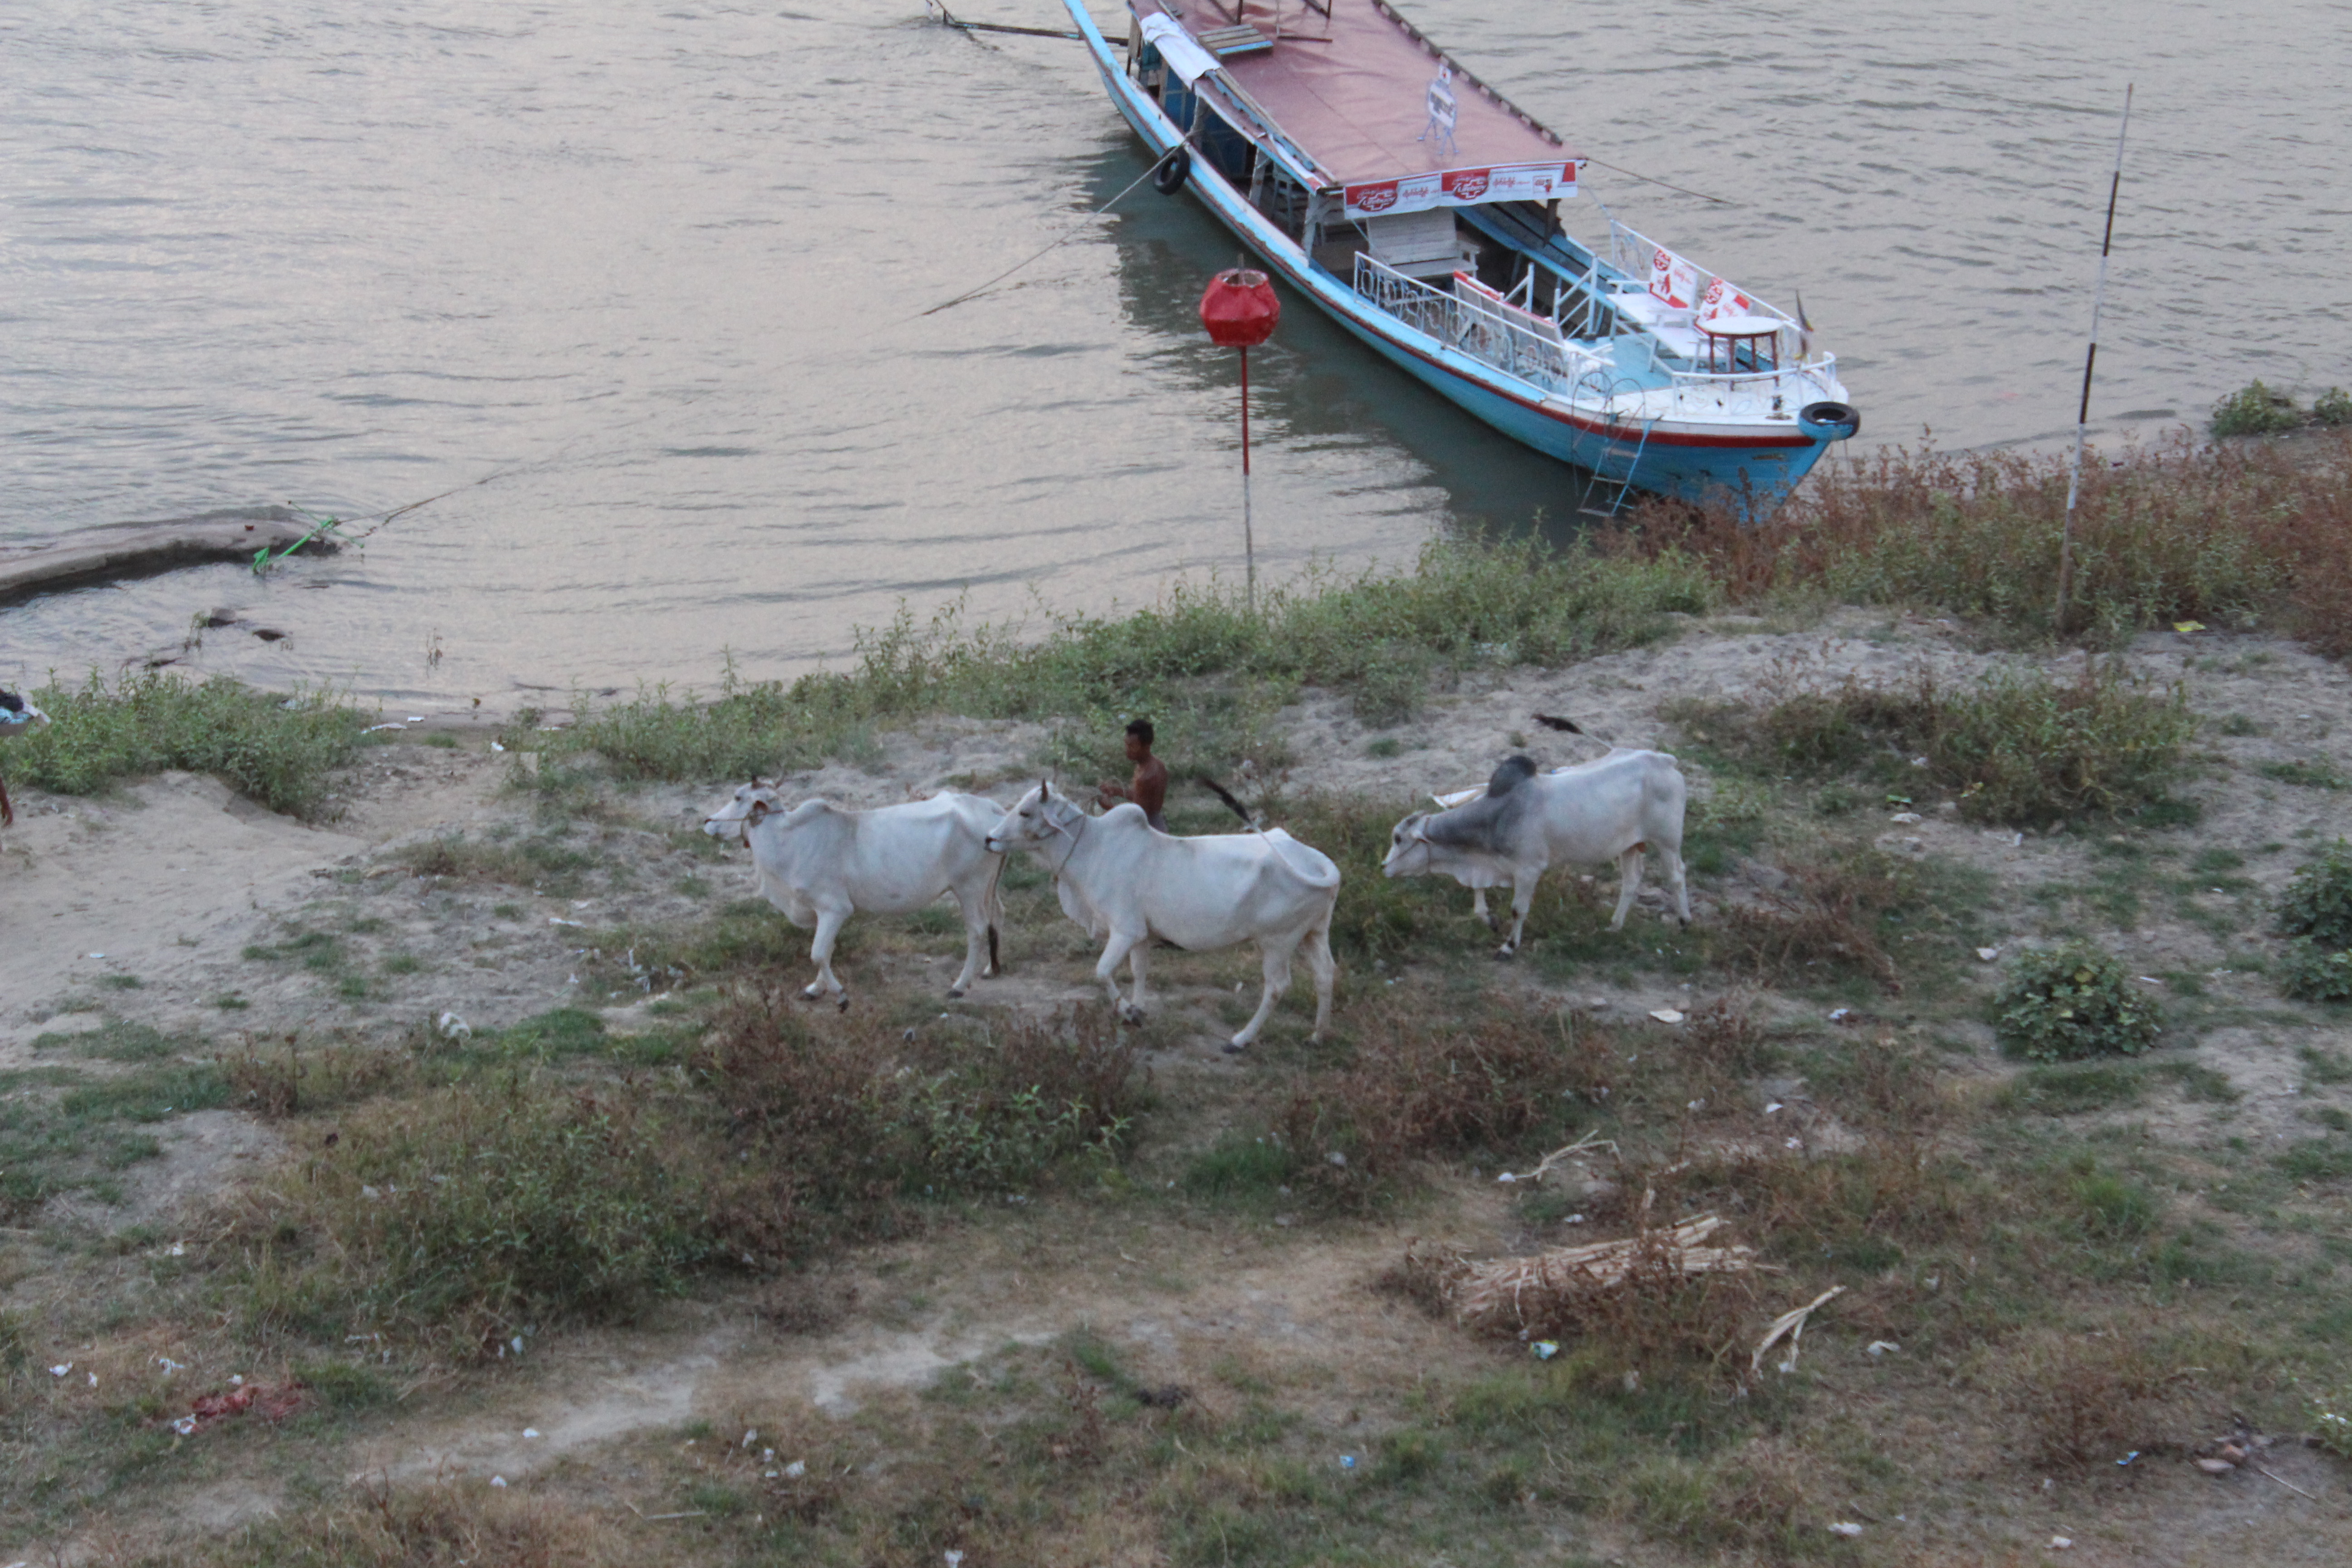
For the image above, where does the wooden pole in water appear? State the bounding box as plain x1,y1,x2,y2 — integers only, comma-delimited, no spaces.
2055,84,2133,634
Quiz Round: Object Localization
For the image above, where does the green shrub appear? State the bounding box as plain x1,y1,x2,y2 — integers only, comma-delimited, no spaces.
2210,380,2303,437
1737,659,2194,827
2280,939,2352,1003
2278,839,2352,948
1994,944,2163,1061
2311,387,2352,428
6,671,367,818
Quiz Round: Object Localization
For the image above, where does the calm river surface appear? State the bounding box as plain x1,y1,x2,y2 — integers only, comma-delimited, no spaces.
4,0,2347,704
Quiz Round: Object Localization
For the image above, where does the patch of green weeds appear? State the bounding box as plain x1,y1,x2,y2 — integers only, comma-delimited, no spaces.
394,832,596,893
1999,1061,2145,1115
2259,759,2348,790
2300,1046,2352,1086
2148,1059,2240,1103
2210,379,2304,437
2277,1137,2352,1181
492,1008,609,1060
1179,1133,1296,1213
2,671,368,819
0,1061,230,1217
1691,657,2195,828
35,1019,184,1062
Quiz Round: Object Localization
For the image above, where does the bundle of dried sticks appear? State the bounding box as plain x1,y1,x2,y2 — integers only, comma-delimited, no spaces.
1444,1215,1759,1333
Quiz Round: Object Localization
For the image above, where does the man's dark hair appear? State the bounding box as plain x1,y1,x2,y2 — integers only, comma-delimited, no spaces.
1126,718,1155,748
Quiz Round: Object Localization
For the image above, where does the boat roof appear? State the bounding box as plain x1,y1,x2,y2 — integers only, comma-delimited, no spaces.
1134,0,1578,191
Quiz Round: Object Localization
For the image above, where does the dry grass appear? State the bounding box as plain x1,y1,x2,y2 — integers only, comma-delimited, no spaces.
1986,1326,2203,1470
187,1475,637,1568
1607,428,2352,650
1273,997,1604,1208
1715,858,1908,993
690,990,1148,1258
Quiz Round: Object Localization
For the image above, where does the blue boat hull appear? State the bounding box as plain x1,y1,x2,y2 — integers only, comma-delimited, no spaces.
1063,0,1840,512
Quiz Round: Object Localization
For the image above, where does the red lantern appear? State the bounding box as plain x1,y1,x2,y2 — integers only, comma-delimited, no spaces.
1199,269,1279,481
1198,268,1279,347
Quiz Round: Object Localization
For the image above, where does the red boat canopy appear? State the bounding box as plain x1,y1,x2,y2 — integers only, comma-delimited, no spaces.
1135,0,1582,220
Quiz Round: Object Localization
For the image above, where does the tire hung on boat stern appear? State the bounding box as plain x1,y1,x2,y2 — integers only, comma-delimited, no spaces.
1798,402,1861,441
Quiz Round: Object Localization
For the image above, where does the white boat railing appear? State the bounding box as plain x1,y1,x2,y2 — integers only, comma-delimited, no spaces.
1602,218,1799,332
1646,356,1843,421
1353,252,1602,394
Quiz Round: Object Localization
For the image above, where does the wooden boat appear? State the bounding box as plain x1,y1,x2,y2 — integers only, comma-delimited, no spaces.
1063,0,1861,514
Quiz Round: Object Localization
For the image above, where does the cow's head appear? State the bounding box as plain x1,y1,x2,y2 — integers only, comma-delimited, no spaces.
985,778,1066,855
701,778,783,847
1382,812,1434,879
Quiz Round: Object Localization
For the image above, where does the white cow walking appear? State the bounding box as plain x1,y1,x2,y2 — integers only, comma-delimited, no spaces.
1383,750,1690,957
985,781,1340,1051
701,782,1007,1004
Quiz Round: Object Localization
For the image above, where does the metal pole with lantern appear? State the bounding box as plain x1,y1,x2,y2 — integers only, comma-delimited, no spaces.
1198,268,1279,615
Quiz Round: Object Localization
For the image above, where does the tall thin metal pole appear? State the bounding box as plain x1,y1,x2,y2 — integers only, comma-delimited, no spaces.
2055,84,2132,632
1240,345,1256,615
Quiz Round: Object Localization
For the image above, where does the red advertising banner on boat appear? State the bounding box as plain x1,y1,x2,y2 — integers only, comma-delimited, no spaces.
1343,161,1578,221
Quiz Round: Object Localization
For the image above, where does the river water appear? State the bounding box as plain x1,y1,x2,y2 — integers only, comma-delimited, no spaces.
4,0,2346,706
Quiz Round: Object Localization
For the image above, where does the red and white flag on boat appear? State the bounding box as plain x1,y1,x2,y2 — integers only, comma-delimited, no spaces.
1648,246,1699,311
1698,276,1757,321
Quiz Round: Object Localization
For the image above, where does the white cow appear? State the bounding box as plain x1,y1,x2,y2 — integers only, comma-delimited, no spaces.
984,781,1340,1051
701,781,1006,1004
1383,750,1690,957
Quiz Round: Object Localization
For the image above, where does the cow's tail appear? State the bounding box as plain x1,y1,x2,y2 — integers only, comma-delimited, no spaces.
1197,774,1258,828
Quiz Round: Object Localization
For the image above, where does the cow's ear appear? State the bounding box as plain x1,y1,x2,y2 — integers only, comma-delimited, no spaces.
748,800,769,825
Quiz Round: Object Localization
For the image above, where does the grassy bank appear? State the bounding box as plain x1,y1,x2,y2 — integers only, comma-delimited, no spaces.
6,431,2346,814
1610,428,2352,652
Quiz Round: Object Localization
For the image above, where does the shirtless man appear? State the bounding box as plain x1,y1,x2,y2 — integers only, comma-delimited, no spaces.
1098,717,1171,833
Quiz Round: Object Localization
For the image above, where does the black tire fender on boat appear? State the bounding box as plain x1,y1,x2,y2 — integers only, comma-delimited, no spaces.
1152,145,1191,196
1798,401,1861,441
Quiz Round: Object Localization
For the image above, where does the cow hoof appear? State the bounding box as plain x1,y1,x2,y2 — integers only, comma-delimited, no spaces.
801,984,824,1001
1221,1040,1249,1055
1494,945,1517,961
946,985,966,1000
1117,1004,1145,1026
835,995,851,1014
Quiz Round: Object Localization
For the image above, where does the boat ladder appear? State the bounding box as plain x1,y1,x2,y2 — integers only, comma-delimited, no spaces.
1573,376,1659,518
